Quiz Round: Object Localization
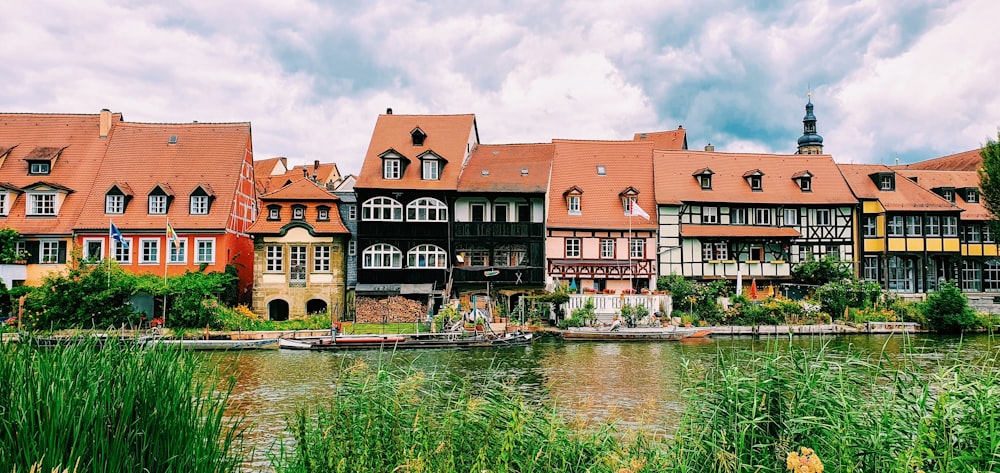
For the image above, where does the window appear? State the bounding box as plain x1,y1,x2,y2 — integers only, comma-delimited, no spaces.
565,238,581,258
29,162,50,174
713,242,729,260
699,175,712,189
748,176,762,190
268,207,280,220
362,243,402,268
113,239,131,264
83,239,104,261
470,203,485,222
815,209,831,226
383,158,401,179
313,245,330,272
600,239,615,259
318,207,329,221
266,245,283,272
783,208,798,226
290,246,307,283
407,244,447,268
106,194,125,214
195,238,215,264
460,247,489,266
985,225,995,243
422,160,440,180
630,239,645,259
362,197,403,221
495,245,527,266
864,215,878,237
407,198,448,221
348,204,357,221
28,193,56,215
880,175,894,191
40,240,59,264
702,206,719,224
168,239,187,264
966,189,979,203
967,224,982,243
348,240,356,256
962,260,982,292
702,242,713,261
494,204,508,223
148,194,168,214
887,215,904,236
941,189,955,202
754,208,773,226
863,256,879,281
799,178,812,191
731,208,748,225
925,216,941,236
140,239,159,264
568,196,581,214
292,205,305,220
0,192,6,216
905,215,922,236
517,203,530,222
190,195,209,215
944,216,959,236
985,260,1000,292
887,256,914,292
748,244,764,261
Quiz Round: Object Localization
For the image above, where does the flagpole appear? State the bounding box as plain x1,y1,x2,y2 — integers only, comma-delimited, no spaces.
108,219,112,288
164,218,169,329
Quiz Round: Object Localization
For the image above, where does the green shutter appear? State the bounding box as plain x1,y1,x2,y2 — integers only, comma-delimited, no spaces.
26,241,39,264
58,241,67,263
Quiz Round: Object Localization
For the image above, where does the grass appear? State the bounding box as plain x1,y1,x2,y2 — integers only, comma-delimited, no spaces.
0,338,247,473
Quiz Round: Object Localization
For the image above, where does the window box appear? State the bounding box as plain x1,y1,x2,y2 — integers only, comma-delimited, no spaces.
603,289,616,295
771,260,786,264
721,260,736,264
747,260,760,264
708,260,720,264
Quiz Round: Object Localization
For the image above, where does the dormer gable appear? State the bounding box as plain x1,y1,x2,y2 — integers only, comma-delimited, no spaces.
147,183,174,215
869,171,895,191
417,150,448,180
410,127,427,146
693,168,714,189
563,185,584,215
933,186,956,202
24,146,67,175
791,170,813,192
961,187,979,203
742,169,764,191
0,145,16,168
22,181,74,216
189,183,216,215
378,149,410,180
0,182,23,217
105,182,134,214
618,186,640,214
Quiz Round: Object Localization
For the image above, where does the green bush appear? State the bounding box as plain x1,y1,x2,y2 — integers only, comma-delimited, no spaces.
922,281,978,333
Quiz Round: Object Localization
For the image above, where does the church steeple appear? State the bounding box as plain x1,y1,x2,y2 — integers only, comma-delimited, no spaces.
797,92,824,155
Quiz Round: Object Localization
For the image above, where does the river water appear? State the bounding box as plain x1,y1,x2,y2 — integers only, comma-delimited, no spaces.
201,333,999,467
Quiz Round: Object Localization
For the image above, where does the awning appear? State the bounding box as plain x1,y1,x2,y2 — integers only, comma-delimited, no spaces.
400,283,436,295
355,283,400,295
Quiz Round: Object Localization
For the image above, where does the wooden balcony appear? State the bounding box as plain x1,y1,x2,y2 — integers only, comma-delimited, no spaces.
453,222,544,239
451,266,544,285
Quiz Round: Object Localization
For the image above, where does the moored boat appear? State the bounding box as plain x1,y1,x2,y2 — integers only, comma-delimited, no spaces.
278,332,533,351
561,326,712,341
144,338,280,350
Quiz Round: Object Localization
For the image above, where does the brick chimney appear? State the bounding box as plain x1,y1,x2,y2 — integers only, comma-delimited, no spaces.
99,109,112,138
705,143,715,151
386,108,393,115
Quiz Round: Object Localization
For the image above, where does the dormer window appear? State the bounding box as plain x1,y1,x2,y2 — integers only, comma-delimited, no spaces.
792,170,813,191
693,168,714,190
618,187,641,215
29,162,50,175
22,182,70,216
292,204,306,220
418,151,447,181
568,196,580,214
743,169,764,191
106,193,125,214
0,192,7,217
317,205,330,221
936,187,955,203
965,188,979,203
411,127,427,146
24,146,64,176
147,184,174,215
189,184,214,215
384,158,401,179
880,175,893,190
267,205,281,220
870,172,895,191
563,186,584,215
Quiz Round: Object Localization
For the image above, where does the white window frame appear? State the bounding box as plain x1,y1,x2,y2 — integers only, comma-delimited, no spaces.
962,260,982,292
40,240,59,264
944,216,959,236
880,175,893,191
495,244,526,266
383,158,401,179
139,238,160,264
422,159,440,180
864,215,878,237
113,238,132,264
0,192,7,216
754,208,773,226
30,162,50,174
600,239,615,259
362,197,403,221
268,207,280,219
906,215,922,236
814,209,831,226
783,208,798,226
190,195,209,215
863,255,879,281
887,215,904,236
702,206,719,224
942,189,955,202
168,238,187,264
348,204,357,221
731,207,748,225
748,176,762,190
148,194,168,215
967,224,981,243
293,206,305,220
194,238,215,264
313,245,331,272
348,240,356,256
714,242,729,260
565,238,581,258
28,193,57,216
266,245,283,272
630,238,645,259
406,197,448,222
318,208,329,220
362,243,403,269
407,244,447,268
568,196,581,214
702,242,714,261
105,194,125,214
967,189,980,203
83,238,105,261
925,215,941,236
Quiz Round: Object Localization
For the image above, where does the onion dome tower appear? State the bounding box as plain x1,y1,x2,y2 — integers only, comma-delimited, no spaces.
796,92,824,155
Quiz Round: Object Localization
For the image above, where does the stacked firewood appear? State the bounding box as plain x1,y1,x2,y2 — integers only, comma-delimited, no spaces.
355,296,427,323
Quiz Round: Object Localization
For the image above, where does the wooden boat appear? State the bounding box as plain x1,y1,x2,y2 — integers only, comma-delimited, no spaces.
278,332,533,351
561,326,713,341
144,338,280,350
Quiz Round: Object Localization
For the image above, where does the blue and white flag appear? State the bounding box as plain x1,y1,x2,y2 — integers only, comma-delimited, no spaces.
110,222,128,249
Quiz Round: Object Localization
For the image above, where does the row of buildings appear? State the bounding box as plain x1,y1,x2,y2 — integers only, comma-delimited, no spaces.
0,101,995,321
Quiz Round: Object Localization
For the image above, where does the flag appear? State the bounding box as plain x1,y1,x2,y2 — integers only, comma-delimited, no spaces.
628,199,651,220
166,222,179,250
110,223,128,249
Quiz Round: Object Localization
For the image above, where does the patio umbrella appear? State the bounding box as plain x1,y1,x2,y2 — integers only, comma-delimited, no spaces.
749,279,758,300
736,268,743,296
568,278,577,292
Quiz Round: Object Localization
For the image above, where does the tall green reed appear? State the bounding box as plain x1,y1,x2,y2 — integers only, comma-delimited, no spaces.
0,339,247,472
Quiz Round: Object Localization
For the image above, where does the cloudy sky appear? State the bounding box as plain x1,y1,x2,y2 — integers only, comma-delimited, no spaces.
2,0,998,174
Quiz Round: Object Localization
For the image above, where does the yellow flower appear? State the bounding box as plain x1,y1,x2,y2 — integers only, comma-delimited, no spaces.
787,447,823,473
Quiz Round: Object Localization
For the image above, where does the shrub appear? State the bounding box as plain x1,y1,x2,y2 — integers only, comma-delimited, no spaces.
922,281,978,333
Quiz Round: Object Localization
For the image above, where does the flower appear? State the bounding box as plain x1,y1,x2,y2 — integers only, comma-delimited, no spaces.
786,447,824,473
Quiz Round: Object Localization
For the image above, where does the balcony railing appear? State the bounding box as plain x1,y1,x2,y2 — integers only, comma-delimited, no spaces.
453,222,544,238
451,266,544,285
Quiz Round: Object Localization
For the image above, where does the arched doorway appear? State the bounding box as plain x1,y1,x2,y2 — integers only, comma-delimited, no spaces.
306,299,327,315
268,299,289,321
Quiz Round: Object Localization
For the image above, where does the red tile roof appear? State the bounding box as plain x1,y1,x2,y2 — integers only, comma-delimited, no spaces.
894,148,982,172
653,151,855,206
681,225,801,238
247,178,349,234
632,128,688,150
355,113,478,190
547,140,657,230
74,121,252,231
838,164,958,212
458,143,553,193
894,169,991,220
0,112,120,235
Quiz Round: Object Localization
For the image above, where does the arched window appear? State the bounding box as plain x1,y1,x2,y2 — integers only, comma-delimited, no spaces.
407,244,447,268
362,197,403,221
406,197,448,222
362,244,402,268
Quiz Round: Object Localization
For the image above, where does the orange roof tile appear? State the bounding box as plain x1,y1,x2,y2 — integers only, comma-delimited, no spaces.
838,164,958,212
247,179,348,234
681,225,801,238
547,140,657,230
355,113,478,190
0,112,120,235
894,169,991,220
632,127,687,150
74,121,252,231
458,143,553,193
894,148,982,172
653,151,855,206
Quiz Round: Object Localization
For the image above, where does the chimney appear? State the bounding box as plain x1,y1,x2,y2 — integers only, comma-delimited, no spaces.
386,108,393,115
302,168,308,178
314,159,319,171
99,109,112,138
704,143,715,152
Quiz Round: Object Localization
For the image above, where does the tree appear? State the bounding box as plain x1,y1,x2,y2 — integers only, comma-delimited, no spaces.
922,280,978,333
791,256,852,286
979,132,1000,234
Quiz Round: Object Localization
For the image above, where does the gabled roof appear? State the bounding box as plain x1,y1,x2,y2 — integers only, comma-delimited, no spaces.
75,121,252,231
0,112,120,235
355,113,478,191
895,169,991,220
457,143,553,193
247,179,348,235
547,139,657,230
632,127,688,150
838,164,958,212
653,151,855,206
893,148,982,172
259,177,338,201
